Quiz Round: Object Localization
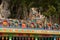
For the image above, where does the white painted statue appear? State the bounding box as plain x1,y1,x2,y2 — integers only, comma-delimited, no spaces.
0,0,10,19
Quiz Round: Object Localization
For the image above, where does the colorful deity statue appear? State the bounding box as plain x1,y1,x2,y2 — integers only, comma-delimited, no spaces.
22,22,26,28
2,19,9,27
30,22,35,28
9,19,14,28
13,19,19,28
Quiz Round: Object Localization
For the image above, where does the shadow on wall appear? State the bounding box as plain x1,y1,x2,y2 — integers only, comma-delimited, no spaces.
0,0,2,5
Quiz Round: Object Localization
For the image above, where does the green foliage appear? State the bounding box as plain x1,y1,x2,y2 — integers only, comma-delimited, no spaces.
42,5,56,17
8,0,60,19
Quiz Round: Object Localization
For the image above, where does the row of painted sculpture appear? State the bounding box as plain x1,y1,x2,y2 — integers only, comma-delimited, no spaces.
0,19,60,30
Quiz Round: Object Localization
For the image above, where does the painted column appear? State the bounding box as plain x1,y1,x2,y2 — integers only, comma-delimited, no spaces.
42,37,43,40
25,37,28,40
28,37,30,40
56,37,58,40
22,37,24,40
12,37,14,40
2,36,4,40
16,37,19,40
32,37,34,40
47,37,49,40
9,37,12,40
6,36,8,40
59,37,60,40
54,37,56,40
19,37,21,40
35,37,38,40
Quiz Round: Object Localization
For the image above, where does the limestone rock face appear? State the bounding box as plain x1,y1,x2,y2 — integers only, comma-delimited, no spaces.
0,0,10,18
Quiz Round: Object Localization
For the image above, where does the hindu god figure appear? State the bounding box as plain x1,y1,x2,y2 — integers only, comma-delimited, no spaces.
0,0,10,19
